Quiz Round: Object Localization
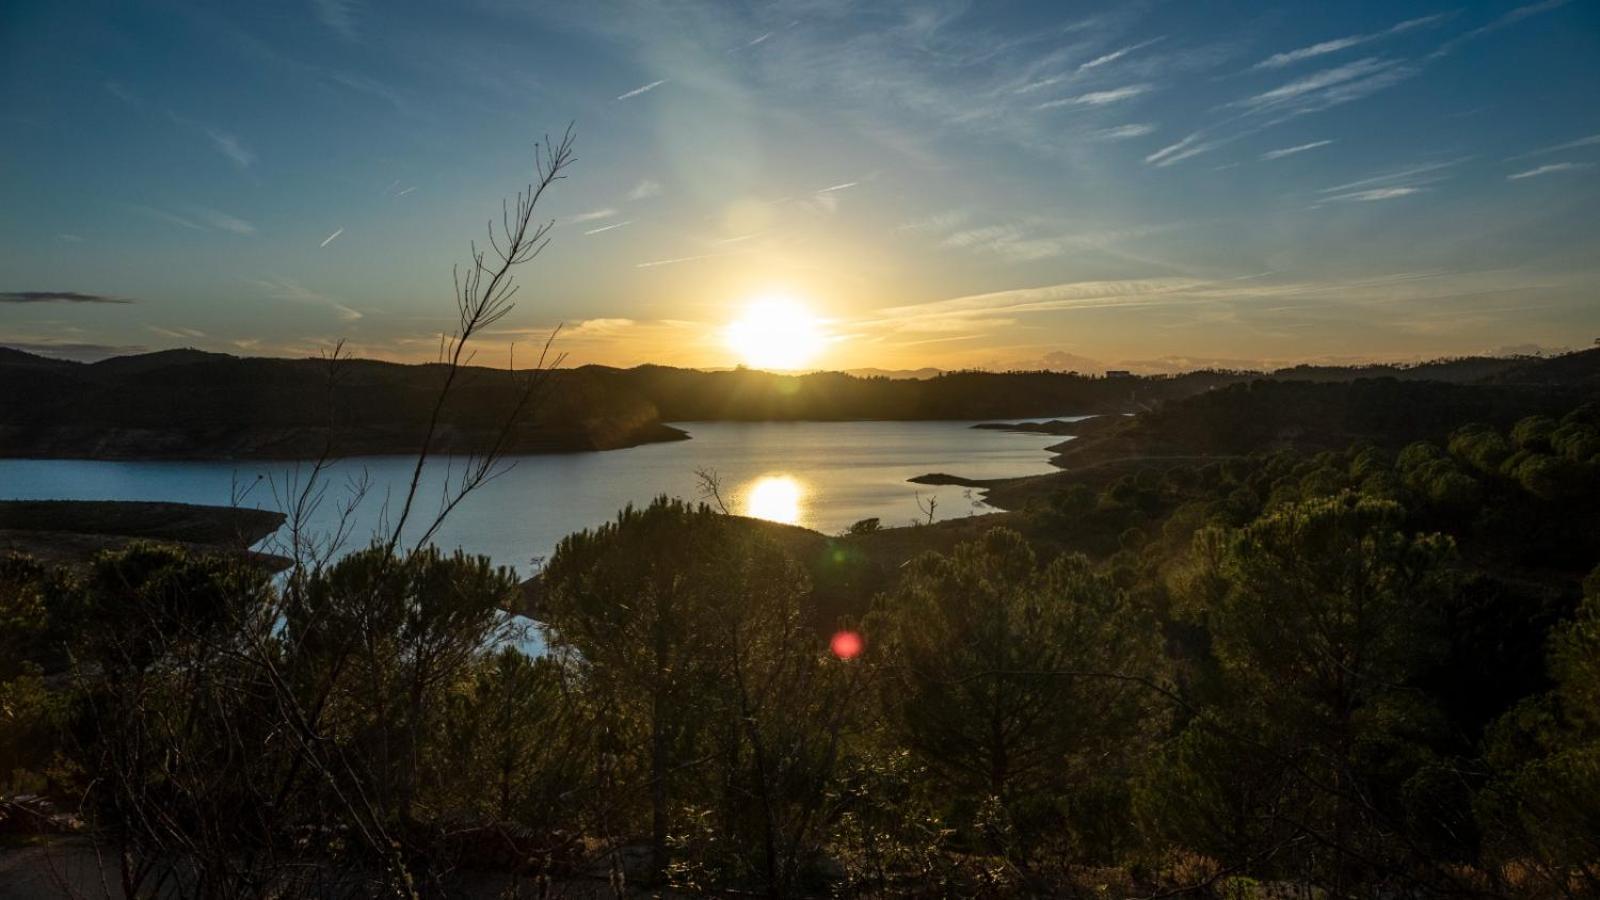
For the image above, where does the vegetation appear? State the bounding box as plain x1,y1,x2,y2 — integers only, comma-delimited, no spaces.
3,403,1598,897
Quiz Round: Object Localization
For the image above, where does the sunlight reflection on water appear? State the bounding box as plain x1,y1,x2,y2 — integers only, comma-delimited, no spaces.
740,474,807,524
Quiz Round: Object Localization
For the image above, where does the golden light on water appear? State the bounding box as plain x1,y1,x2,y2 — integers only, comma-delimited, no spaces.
741,474,807,525
723,295,825,371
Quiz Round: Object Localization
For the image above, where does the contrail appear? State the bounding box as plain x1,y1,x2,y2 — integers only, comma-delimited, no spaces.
320,228,344,248
616,79,667,100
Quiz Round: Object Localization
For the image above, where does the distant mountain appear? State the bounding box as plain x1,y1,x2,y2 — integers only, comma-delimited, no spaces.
838,367,944,380
86,347,237,376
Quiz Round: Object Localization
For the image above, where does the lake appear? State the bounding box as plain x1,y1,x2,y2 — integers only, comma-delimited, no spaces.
0,420,1073,574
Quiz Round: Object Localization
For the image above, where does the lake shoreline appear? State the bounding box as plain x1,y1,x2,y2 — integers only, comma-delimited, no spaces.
0,421,1068,572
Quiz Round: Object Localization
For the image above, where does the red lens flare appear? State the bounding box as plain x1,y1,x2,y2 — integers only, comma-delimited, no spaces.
830,630,863,660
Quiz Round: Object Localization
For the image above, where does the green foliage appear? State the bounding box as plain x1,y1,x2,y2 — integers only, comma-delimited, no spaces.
874,528,1163,863
0,553,52,678
1449,423,1512,473
542,496,860,891
2,402,1597,896
1511,415,1557,451
436,648,576,827
1475,568,1600,894
1157,493,1459,889
77,541,272,673
847,516,882,535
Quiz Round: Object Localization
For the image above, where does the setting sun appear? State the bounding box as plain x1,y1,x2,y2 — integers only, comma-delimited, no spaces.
723,296,825,371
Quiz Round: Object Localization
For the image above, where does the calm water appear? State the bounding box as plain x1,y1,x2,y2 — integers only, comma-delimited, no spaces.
0,420,1073,574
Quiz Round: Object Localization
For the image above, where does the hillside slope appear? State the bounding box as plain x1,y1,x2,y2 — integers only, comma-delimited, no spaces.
0,350,685,459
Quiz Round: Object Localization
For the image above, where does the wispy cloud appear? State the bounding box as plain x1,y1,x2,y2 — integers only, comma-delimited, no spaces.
627,179,662,200
1321,187,1423,203
312,0,360,40
635,253,718,268
0,290,133,305
897,210,971,233
1254,14,1447,69
1037,84,1151,109
616,79,668,100
133,205,256,235
569,208,616,223
870,278,1214,332
1237,57,1407,114
1077,37,1164,72
861,270,1558,343
104,80,140,106
930,219,1191,265
1261,139,1333,160
1509,133,1600,160
1145,132,1220,167
1507,162,1594,180
255,277,359,320
1088,123,1157,141
134,206,203,231
205,128,255,168
194,208,256,235
1318,158,1469,195
563,318,636,337
942,226,1016,250
1430,0,1570,59
148,325,205,339
319,227,344,247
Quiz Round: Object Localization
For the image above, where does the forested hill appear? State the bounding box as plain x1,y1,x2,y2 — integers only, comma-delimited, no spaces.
1,346,1590,459
0,349,683,459
1050,362,1600,468
572,352,1552,421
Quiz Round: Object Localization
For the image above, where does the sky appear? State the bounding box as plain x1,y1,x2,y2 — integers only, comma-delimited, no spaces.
1,0,1597,373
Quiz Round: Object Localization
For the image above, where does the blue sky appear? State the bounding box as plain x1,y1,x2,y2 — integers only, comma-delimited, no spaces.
1,0,1596,371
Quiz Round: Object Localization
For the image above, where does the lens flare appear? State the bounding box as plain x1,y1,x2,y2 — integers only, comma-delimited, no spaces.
830,630,863,660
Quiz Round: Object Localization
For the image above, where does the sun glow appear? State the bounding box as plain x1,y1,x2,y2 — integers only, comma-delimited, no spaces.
741,474,807,525
723,295,825,370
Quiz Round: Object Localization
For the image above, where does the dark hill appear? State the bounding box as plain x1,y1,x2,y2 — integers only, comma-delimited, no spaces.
0,347,78,370
4,346,1594,461
1485,346,1600,386
83,347,237,377
1048,377,1595,469
0,350,685,460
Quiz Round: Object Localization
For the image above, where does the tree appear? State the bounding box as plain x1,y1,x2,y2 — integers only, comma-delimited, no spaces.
1476,567,1600,895
437,647,579,828
540,498,730,877
540,497,863,894
1160,492,1457,891
873,528,1163,864
282,545,523,824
